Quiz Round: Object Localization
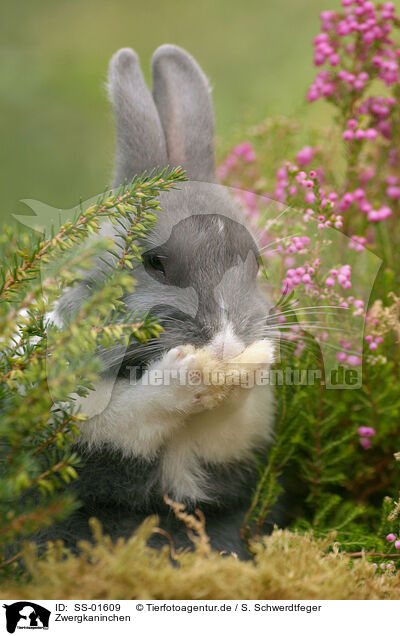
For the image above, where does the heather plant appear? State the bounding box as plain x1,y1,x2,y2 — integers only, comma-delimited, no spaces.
219,0,400,570
0,168,185,576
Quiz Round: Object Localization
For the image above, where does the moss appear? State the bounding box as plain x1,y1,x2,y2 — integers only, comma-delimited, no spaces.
2,516,399,601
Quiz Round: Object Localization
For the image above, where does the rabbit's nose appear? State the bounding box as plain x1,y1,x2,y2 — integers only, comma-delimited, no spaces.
206,323,244,361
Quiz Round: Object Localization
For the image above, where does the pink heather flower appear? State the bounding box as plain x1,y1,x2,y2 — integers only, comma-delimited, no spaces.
353,188,365,200
313,33,329,44
284,256,296,267
337,21,352,36
347,119,358,130
302,273,312,284
358,426,376,437
360,201,373,214
296,146,315,167
368,206,392,222
395,541,400,550
217,166,228,180
276,167,287,180
322,83,335,96
372,55,382,68
325,276,335,287
378,120,391,138
233,142,256,162
343,130,354,141
305,192,316,204
387,186,400,199
378,206,393,220
347,355,362,366
386,534,396,542
360,437,371,450
339,192,354,211
359,167,375,184
337,352,347,363
307,85,320,102
349,236,366,252
365,128,378,139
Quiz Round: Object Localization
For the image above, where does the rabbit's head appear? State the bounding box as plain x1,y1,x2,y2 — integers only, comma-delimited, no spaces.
59,46,274,376
102,45,274,376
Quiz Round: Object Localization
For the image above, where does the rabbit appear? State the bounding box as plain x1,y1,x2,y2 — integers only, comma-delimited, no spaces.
48,45,283,559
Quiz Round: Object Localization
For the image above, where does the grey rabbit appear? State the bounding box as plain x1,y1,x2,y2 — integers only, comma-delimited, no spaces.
50,45,283,559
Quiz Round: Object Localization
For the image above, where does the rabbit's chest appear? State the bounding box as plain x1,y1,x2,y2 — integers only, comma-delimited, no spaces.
159,383,274,502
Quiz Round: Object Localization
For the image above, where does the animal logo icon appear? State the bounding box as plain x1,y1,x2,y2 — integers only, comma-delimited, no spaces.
3,602,50,633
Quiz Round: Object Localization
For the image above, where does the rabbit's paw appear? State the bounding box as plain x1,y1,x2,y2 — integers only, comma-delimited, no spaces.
160,345,230,415
159,345,197,377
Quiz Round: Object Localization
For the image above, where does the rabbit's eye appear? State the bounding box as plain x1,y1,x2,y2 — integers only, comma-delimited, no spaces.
143,253,167,281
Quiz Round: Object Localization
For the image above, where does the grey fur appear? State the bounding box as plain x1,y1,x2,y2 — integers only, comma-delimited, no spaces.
109,44,216,185
108,48,168,186
110,191,272,374
37,444,286,560
50,46,282,558
152,45,216,183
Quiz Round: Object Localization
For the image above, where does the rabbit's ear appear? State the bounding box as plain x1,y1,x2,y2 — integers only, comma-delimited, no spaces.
108,48,168,186
152,45,216,183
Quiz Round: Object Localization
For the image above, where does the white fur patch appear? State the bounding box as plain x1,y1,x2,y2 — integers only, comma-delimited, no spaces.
206,322,244,360
76,340,275,502
161,383,274,501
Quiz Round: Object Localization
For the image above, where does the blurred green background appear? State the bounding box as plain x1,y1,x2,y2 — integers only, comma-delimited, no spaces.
1,0,388,223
